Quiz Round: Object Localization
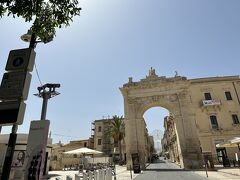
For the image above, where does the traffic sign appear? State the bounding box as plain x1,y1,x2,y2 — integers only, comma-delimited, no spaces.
5,48,36,72
0,72,32,100
0,101,26,125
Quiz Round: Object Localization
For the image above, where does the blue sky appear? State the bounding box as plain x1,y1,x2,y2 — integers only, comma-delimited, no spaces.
0,0,240,143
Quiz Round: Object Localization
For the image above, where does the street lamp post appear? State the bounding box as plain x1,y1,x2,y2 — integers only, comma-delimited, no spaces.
34,83,61,120
24,83,60,179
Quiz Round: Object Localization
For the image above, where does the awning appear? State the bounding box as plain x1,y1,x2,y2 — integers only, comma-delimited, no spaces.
216,137,240,151
63,147,103,155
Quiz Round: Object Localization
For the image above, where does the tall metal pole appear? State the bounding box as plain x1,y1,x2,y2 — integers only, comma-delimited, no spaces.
1,125,18,180
35,84,60,121
40,91,50,120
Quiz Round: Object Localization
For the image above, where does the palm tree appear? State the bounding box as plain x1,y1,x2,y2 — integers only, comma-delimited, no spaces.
106,115,125,162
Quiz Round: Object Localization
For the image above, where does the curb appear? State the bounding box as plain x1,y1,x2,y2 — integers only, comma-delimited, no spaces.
217,169,240,177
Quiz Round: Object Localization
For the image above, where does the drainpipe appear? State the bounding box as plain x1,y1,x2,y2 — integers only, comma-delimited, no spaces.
232,82,240,105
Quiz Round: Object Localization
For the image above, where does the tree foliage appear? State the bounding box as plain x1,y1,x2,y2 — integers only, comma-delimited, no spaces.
106,115,125,161
0,0,81,43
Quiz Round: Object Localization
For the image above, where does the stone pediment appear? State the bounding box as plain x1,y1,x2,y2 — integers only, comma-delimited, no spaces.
123,68,187,89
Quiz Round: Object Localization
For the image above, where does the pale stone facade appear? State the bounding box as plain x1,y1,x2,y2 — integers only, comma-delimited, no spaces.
92,118,127,162
190,76,240,165
92,119,114,155
162,115,180,164
92,118,154,163
120,68,240,169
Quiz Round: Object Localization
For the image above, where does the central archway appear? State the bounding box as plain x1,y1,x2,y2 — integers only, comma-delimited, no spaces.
120,68,202,169
143,107,168,155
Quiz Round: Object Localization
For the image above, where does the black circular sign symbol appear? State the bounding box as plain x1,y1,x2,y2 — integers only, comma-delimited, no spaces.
12,57,24,67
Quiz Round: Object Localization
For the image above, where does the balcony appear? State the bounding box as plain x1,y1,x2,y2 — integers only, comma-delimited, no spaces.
202,99,221,106
91,122,95,131
201,99,221,111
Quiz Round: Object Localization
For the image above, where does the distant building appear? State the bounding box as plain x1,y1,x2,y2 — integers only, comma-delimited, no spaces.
91,118,113,155
161,115,180,164
49,117,156,170
92,117,155,163
50,138,93,170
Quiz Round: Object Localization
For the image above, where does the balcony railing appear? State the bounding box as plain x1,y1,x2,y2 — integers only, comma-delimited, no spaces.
202,99,221,106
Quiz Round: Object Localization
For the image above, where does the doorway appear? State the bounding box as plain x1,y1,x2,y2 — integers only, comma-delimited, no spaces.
216,148,230,167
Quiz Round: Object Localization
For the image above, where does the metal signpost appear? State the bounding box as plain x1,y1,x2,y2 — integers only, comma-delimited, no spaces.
0,48,36,180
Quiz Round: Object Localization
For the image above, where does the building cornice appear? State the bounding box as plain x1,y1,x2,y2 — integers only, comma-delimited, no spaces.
190,76,240,84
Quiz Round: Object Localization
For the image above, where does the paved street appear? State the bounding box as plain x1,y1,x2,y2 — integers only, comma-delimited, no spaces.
134,158,239,180
134,158,205,180
48,157,240,180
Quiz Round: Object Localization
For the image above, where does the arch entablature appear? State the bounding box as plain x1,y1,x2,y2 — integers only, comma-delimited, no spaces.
126,95,177,119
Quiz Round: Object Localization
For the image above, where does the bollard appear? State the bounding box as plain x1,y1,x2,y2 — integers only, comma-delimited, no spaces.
94,170,99,180
89,171,94,180
113,165,117,180
75,174,81,180
99,169,104,180
106,168,112,180
66,175,72,180
83,172,88,180
130,165,133,179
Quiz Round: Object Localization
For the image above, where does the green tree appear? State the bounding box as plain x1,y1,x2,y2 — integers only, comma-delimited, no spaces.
106,115,125,163
0,0,81,43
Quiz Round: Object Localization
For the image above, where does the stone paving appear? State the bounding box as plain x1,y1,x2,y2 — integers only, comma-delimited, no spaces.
48,165,138,180
48,160,240,180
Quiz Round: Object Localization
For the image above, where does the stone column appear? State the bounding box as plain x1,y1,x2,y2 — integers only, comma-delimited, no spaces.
174,93,202,169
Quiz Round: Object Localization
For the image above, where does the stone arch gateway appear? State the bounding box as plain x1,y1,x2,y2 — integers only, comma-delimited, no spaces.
120,69,202,169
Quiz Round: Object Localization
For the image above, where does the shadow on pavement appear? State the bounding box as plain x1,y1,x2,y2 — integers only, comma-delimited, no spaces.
151,159,166,164
144,168,187,172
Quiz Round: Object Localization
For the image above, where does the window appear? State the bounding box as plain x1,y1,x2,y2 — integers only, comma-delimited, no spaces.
210,115,219,129
98,126,102,132
52,156,57,161
225,91,232,100
84,142,87,147
204,93,212,100
232,114,239,124
98,139,102,145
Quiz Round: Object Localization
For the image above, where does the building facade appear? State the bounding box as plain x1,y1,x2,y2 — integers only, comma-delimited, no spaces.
160,75,240,167
92,118,154,164
161,115,180,164
91,119,113,155
190,76,240,165
120,68,240,169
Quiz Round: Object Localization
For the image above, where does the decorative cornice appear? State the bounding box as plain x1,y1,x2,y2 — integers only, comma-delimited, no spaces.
123,76,188,90
122,68,188,90
190,76,240,84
